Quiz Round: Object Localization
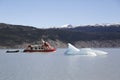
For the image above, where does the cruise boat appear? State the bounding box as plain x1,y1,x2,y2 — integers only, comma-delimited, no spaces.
23,40,56,52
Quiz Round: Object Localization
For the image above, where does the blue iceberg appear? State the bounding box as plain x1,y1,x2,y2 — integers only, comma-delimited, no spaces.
65,43,108,56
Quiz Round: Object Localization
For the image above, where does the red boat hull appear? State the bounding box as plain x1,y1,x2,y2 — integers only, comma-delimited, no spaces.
23,48,56,52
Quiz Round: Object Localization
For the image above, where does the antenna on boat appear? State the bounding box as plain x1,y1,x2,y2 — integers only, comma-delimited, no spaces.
41,39,45,43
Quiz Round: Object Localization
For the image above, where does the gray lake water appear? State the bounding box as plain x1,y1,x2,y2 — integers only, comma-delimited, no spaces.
0,48,120,80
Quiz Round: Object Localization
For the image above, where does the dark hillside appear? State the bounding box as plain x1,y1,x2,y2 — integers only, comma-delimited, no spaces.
0,23,120,48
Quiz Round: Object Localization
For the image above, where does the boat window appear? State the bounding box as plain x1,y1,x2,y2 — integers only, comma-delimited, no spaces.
35,47,37,50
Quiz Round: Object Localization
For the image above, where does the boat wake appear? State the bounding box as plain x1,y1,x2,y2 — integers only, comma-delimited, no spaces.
65,43,108,56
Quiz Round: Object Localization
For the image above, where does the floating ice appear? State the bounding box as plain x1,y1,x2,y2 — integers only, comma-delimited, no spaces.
65,43,108,56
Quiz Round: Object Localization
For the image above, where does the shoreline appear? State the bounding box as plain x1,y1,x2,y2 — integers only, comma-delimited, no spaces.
1,40,120,49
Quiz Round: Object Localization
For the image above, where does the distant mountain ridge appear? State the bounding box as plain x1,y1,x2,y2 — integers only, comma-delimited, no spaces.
60,23,120,32
0,23,120,48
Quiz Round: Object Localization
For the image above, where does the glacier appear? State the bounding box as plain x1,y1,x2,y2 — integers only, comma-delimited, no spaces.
64,43,108,56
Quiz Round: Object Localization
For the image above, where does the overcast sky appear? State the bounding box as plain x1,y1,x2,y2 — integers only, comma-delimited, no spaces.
0,0,120,28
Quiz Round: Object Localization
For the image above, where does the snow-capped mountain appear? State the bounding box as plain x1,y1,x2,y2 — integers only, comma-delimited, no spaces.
53,23,120,29
61,24,73,28
76,23,120,27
